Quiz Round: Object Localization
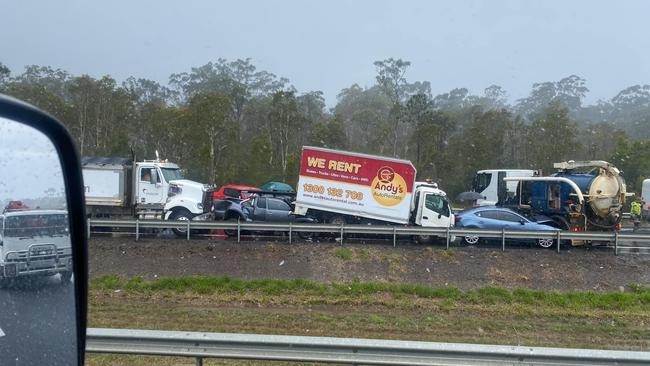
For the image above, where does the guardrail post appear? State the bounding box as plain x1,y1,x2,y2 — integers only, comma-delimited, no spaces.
186,220,191,241
237,218,241,243
87,219,91,240
556,230,561,254
392,226,396,248
195,356,203,366
289,222,292,244
340,224,344,245
135,220,140,241
446,227,450,250
501,228,505,252
614,231,618,256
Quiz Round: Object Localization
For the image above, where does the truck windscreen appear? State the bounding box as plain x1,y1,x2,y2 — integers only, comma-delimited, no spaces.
161,168,184,182
3,214,69,237
473,172,492,193
425,195,450,217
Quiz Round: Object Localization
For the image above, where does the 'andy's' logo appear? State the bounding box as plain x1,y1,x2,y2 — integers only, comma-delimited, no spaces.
371,166,407,206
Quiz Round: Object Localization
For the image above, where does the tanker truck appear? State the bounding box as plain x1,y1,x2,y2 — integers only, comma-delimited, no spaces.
292,146,455,243
503,161,628,235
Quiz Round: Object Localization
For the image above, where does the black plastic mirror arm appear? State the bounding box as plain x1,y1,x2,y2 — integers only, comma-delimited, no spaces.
0,94,88,365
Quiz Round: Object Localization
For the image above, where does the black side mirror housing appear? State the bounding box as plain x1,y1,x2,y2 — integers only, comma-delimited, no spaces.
0,94,87,366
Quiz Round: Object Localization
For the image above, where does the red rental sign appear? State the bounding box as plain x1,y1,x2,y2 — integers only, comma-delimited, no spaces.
299,147,415,192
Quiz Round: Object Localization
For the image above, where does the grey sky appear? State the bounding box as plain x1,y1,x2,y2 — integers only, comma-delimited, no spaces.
0,117,64,202
2,0,650,106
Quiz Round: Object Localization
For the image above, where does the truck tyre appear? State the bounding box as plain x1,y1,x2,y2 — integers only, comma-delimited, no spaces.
415,234,434,245
329,215,346,225
60,271,73,284
169,208,195,237
0,278,11,289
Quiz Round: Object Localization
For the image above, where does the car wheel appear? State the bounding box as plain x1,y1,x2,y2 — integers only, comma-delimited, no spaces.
170,209,195,237
463,235,480,245
537,238,554,248
224,216,243,237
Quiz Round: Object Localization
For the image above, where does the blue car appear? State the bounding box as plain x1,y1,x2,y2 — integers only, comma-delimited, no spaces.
455,206,558,248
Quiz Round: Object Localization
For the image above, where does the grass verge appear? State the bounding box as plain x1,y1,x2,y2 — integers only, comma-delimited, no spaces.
91,274,650,311
87,275,650,365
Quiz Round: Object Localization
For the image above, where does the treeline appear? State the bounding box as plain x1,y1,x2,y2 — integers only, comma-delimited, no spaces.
1,59,650,196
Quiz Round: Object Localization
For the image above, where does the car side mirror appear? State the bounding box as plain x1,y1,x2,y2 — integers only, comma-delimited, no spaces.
438,213,442,219
150,169,158,184
0,94,87,366
520,219,526,225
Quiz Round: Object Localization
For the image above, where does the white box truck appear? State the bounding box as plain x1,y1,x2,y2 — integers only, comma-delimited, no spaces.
293,147,454,243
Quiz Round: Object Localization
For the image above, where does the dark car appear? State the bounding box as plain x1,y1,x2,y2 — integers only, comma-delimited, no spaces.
455,206,558,248
213,193,315,239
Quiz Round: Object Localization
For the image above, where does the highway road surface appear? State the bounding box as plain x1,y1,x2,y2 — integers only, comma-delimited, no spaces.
0,274,78,365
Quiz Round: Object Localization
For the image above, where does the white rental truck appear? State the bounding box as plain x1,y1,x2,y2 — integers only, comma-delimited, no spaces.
293,146,454,243
472,169,539,206
82,154,213,235
0,209,73,284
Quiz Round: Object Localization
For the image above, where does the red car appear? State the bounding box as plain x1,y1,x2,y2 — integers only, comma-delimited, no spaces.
212,184,259,200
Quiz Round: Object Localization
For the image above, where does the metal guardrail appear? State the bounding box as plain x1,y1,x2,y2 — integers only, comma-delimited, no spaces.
85,328,650,365
88,219,650,254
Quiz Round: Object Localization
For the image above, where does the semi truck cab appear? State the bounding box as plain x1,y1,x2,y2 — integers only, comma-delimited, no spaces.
472,169,539,206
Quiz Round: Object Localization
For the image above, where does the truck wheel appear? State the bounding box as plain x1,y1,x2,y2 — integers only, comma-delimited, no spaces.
60,271,73,284
415,234,433,245
170,209,195,237
329,215,346,225
0,278,11,289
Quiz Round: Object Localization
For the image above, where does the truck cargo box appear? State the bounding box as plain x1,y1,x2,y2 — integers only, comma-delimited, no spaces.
81,157,132,207
295,146,416,224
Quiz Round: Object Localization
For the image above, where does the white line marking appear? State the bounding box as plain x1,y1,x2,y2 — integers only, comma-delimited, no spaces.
0,327,5,337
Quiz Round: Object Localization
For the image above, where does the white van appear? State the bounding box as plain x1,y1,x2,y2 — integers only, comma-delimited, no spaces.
472,169,538,206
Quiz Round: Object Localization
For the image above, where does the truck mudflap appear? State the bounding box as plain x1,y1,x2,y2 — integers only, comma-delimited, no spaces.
1,244,73,278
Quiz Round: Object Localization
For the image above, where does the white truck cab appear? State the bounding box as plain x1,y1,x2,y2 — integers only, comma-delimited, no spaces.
133,160,209,220
411,182,454,228
472,169,538,206
0,209,73,283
